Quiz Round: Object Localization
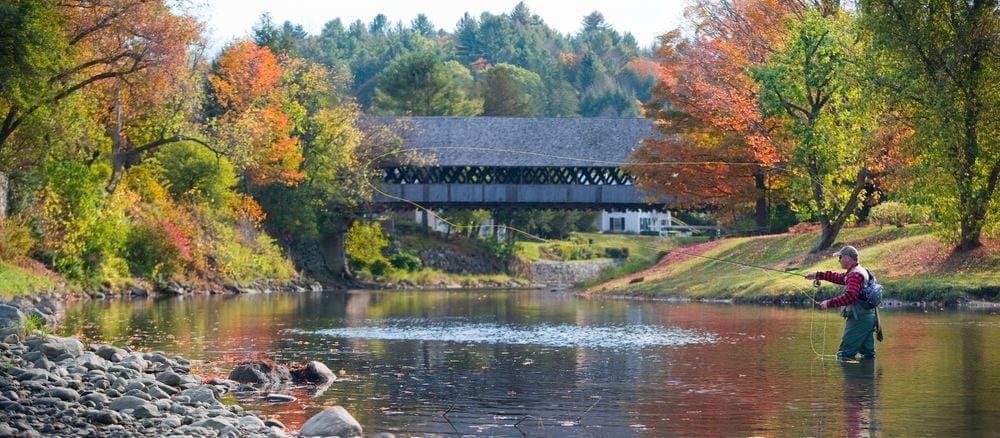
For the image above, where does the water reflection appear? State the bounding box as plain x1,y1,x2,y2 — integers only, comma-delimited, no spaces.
58,290,1000,436
839,360,880,437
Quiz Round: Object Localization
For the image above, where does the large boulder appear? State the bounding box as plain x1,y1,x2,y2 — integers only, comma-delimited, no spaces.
228,360,291,385
290,361,337,384
298,406,362,438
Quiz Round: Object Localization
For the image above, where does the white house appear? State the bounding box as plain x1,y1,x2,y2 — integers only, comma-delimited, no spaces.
599,209,676,235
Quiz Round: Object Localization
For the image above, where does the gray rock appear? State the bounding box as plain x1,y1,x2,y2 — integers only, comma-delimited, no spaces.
228,361,291,385
35,336,84,360
155,370,183,387
298,406,363,438
84,409,121,424
108,395,152,412
266,393,296,403
94,344,128,362
74,352,111,371
132,404,160,419
177,385,224,409
44,387,79,401
0,304,25,330
291,361,337,384
238,415,265,428
81,392,110,407
191,418,238,435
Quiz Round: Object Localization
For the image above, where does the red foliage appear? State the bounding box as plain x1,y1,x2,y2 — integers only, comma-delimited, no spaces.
632,0,798,210
160,219,191,261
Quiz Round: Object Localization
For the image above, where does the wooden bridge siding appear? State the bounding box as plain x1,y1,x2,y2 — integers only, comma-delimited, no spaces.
379,183,655,206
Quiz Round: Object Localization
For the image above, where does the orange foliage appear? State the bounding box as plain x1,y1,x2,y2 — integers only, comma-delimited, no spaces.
234,195,267,227
210,40,304,186
633,0,797,210
210,40,282,112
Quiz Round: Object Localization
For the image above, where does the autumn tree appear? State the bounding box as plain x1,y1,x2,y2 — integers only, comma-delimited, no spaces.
0,0,202,183
632,0,793,228
860,0,1000,251
208,39,304,186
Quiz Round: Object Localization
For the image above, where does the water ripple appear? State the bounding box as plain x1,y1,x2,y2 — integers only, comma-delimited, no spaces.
296,321,716,349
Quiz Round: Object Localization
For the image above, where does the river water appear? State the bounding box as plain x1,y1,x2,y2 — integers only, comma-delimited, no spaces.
59,289,1000,436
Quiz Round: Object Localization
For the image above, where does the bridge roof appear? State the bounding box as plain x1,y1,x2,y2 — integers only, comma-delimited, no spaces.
376,117,656,167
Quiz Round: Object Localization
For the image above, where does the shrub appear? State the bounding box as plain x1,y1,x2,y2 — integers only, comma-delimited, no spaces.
369,259,391,277
156,142,238,207
604,247,629,259
126,221,186,284
0,216,36,261
870,201,919,227
345,221,389,268
390,252,422,272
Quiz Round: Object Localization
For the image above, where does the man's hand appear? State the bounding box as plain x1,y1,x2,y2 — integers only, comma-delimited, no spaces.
805,272,817,280
819,300,830,309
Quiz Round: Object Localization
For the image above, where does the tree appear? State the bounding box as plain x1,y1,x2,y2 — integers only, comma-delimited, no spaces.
754,9,893,251
477,63,544,116
372,51,481,115
208,40,304,186
0,0,203,183
860,0,1000,251
632,0,792,228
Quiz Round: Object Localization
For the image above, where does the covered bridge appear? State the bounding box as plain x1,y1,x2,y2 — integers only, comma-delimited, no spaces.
375,117,673,209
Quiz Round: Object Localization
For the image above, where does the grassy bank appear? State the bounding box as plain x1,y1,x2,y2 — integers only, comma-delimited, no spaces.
0,260,56,299
583,225,1000,305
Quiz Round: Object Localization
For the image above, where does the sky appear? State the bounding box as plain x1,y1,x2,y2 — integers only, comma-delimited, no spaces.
196,1,689,53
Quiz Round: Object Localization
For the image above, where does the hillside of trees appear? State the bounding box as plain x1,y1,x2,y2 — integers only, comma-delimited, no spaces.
0,1,659,292
1,0,996,295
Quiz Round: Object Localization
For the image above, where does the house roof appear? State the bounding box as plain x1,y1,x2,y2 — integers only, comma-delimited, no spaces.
375,117,656,167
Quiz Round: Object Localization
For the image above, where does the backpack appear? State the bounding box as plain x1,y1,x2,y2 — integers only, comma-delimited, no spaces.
858,268,883,309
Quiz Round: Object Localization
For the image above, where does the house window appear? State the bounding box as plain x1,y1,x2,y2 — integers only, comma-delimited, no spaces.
640,217,652,231
609,217,625,231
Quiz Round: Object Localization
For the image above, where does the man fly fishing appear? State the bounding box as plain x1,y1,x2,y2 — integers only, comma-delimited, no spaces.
805,245,879,362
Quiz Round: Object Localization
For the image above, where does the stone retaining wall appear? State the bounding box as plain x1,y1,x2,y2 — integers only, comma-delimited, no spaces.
529,260,623,286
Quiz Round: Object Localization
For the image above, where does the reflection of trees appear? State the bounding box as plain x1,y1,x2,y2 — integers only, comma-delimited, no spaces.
58,292,1000,435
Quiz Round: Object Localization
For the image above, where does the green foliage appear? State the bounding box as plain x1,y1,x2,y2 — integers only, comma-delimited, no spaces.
604,247,629,259
373,51,482,116
0,260,53,298
860,0,1000,251
0,216,35,261
868,201,931,227
37,160,129,287
20,312,47,336
125,222,186,284
477,63,545,116
156,142,238,207
389,252,422,272
211,222,295,284
345,220,389,268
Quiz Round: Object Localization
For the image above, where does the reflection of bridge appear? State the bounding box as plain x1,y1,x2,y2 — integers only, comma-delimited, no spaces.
374,117,673,210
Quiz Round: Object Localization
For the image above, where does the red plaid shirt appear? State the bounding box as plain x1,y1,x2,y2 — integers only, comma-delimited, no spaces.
818,262,866,308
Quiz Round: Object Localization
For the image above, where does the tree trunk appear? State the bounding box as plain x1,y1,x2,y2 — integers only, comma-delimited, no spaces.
813,219,838,253
0,171,8,222
754,171,768,229
957,210,983,251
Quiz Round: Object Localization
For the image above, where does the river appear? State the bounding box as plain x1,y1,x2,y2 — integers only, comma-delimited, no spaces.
58,289,1000,436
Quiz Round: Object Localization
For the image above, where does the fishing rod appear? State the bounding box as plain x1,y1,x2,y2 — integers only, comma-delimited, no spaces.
663,248,809,278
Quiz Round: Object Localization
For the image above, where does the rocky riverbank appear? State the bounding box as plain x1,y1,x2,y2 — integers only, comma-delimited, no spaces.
0,295,369,437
